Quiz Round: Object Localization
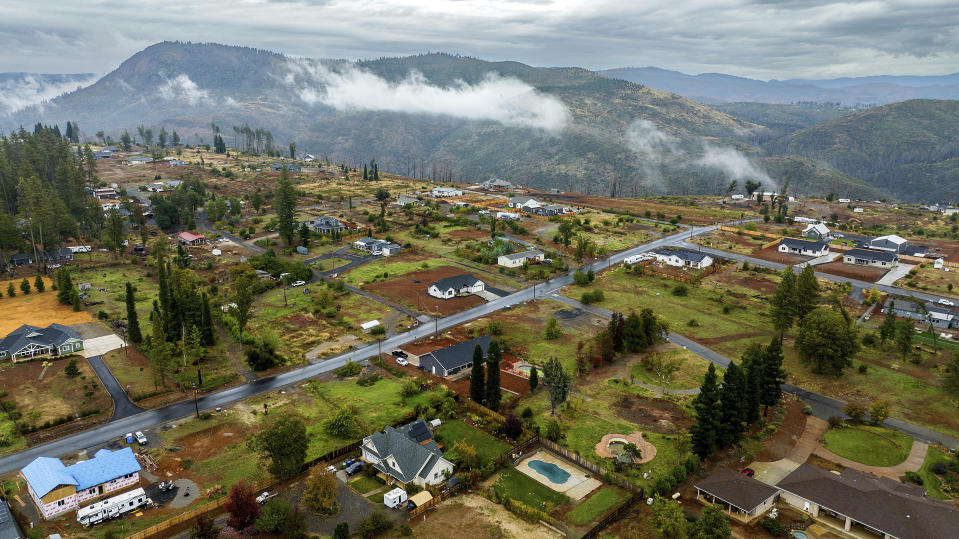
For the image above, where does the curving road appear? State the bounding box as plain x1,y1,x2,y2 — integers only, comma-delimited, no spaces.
86,355,144,419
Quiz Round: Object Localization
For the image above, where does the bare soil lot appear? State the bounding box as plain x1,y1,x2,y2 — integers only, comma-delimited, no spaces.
366,265,486,315
815,261,888,282
2,356,113,429
0,277,93,335
411,495,561,538
750,245,810,265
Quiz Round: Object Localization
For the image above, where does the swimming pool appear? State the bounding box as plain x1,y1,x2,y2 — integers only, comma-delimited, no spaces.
528,459,571,484
792,532,808,539
517,365,532,373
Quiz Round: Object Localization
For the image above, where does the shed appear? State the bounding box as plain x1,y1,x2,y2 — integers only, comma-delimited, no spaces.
408,490,433,508
384,487,407,509
360,320,380,332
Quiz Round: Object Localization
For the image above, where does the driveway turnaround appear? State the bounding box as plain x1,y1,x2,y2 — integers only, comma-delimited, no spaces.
81,334,126,358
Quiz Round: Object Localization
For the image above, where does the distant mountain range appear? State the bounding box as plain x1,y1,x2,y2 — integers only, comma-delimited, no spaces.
5,42,959,202
599,66,959,106
0,72,97,117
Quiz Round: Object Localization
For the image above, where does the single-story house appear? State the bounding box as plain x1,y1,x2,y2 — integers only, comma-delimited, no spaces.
0,324,84,362
380,243,403,256
270,164,301,172
431,187,462,198
498,249,545,268
168,160,188,167
496,211,520,220
394,195,419,207
870,234,910,253
900,244,930,257
164,180,182,188
100,146,121,152
93,188,117,200
529,204,565,217
303,216,344,234
354,237,387,252
853,207,864,213
837,198,851,203
177,232,207,246
480,178,513,190
842,248,898,268
301,153,315,162
730,194,745,200
942,207,959,216
44,247,75,262
778,238,829,257
360,420,454,487
20,447,141,519
694,468,779,522
100,200,121,212
418,335,490,378
93,151,112,159
652,249,714,269
146,182,164,192
126,156,152,166
802,223,830,240
884,298,958,329
777,463,959,539
509,196,541,210
428,274,485,299
10,253,34,267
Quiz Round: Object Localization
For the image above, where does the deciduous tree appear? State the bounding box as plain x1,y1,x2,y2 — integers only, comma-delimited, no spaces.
224,481,259,531
248,414,308,481
302,469,339,514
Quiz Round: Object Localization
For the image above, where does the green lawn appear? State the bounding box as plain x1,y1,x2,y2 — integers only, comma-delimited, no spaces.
434,420,510,464
349,474,385,494
821,425,914,467
367,488,388,504
341,257,443,286
917,447,954,500
629,349,720,390
567,487,629,525
492,468,568,511
71,264,159,321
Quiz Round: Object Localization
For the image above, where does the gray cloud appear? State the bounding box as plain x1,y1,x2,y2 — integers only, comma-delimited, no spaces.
2,0,959,80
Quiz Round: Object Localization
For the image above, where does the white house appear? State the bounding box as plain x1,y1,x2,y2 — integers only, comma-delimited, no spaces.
843,248,898,268
497,250,545,268
802,223,831,240
428,274,485,299
652,249,714,269
20,448,141,519
431,187,463,198
778,238,830,257
361,420,454,487
853,207,864,213
508,196,542,210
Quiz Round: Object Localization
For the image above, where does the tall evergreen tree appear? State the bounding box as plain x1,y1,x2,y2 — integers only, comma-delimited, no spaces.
469,344,485,404
529,365,538,392
760,337,786,416
274,168,298,245
200,292,215,346
795,265,820,320
770,266,797,342
485,340,502,411
740,346,763,424
125,282,142,344
691,363,721,458
608,312,626,352
718,363,748,447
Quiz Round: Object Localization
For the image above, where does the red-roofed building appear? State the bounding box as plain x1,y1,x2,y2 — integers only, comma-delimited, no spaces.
177,232,206,245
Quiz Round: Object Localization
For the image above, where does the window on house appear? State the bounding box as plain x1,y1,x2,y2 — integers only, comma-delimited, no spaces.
57,500,64,506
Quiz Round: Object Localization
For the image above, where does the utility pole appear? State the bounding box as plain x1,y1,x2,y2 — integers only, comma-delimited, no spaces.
192,383,199,419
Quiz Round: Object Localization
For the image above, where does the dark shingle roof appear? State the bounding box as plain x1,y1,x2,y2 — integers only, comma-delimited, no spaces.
694,468,779,512
657,249,710,263
779,238,829,251
778,464,959,539
0,324,82,356
429,274,482,292
844,248,897,262
365,425,443,484
420,335,490,372
398,419,433,443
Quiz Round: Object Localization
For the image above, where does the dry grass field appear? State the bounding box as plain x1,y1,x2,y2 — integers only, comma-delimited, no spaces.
0,277,93,335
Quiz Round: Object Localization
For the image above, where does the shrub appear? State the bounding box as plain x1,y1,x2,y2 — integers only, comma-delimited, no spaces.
245,339,284,371
931,462,948,475
64,358,80,377
356,374,381,387
573,270,590,286
97,310,109,320
827,416,844,428
842,402,868,423
337,360,363,377
545,420,561,441
255,497,291,532
858,364,868,374
487,320,504,336
802,405,813,415
904,471,923,485
862,332,877,347
580,290,604,304
671,284,688,297
762,517,784,537
687,319,700,327
684,454,700,474
357,511,393,538
369,324,386,336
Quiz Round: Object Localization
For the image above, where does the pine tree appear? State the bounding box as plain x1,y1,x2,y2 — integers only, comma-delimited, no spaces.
718,363,748,447
34,274,44,293
760,337,786,416
795,265,820,320
200,293,215,346
529,366,538,392
485,340,502,411
740,345,763,424
126,282,142,344
879,307,898,348
608,311,625,352
274,168,298,245
770,266,797,342
469,344,485,404
691,363,721,458
6,282,14,297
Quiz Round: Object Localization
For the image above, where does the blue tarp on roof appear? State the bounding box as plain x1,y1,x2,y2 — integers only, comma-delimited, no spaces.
21,447,140,497
20,457,76,498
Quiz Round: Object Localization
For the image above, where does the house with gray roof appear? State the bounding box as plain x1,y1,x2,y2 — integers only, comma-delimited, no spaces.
884,298,959,329
418,335,490,377
427,274,485,299
777,463,959,539
394,195,419,207
652,249,714,269
0,499,24,539
694,468,779,522
360,420,454,487
842,248,898,268
498,249,545,268
778,238,829,257
302,216,344,234
0,324,83,362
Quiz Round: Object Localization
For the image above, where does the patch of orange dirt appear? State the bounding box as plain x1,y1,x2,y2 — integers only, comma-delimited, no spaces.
0,277,93,335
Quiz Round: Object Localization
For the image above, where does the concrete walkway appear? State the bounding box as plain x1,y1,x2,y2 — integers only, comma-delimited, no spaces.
814,439,928,480
751,416,828,486
877,263,915,286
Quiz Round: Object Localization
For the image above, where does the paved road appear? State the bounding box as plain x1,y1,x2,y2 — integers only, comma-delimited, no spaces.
550,293,959,450
85,355,144,420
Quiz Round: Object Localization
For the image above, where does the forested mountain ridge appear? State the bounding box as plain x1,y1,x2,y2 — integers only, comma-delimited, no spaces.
765,100,959,202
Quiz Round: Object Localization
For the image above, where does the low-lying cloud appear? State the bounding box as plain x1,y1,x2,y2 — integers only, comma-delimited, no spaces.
0,73,98,114
697,144,774,187
285,61,570,133
157,74,210,106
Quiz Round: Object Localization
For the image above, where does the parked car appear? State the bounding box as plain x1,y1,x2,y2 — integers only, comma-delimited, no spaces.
256,492,275,504
391,350,408,359
741,468,755,477
395,357,409,366
135,431,148,445
291,280,306,287
345,462,364,476
939,299,955,306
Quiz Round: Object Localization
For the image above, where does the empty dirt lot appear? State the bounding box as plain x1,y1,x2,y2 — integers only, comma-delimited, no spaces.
366,265,486,316
815,261,888,282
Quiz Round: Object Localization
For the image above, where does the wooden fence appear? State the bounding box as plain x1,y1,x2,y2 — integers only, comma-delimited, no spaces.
538,438,641,494
409,482,462,519
462,399,506,424
125,495,234,539
580,493,642,539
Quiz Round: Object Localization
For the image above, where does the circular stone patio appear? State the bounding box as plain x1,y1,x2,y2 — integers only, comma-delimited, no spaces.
595,432,657,464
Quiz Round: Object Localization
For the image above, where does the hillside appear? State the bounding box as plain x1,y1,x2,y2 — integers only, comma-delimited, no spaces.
712,102,855,139
599,66,959,106
0,72,96,118
3,41,889,199
766,100,959,202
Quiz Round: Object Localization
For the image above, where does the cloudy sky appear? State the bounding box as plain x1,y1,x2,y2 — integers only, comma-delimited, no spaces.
4,0,959,80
